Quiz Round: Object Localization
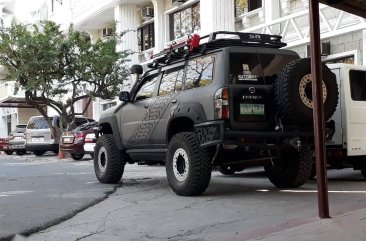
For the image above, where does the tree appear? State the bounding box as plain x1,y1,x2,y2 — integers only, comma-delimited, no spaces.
0,21,131,136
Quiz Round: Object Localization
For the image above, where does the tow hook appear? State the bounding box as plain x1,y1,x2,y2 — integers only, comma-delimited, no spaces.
289,137,302,151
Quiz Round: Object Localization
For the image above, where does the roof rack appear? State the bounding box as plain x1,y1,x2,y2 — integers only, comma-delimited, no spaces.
147,31,287,69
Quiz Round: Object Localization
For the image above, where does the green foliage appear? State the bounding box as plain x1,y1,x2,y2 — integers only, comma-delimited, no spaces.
0,21,130,131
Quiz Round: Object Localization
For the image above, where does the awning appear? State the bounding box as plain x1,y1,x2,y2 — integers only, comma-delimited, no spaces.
320,0,366,18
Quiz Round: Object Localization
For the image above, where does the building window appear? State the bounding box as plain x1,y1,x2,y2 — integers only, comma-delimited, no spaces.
235,0,262,17
169,3,200,41
137,23,155,52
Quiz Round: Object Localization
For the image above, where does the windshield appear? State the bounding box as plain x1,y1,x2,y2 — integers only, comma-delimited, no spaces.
27,117,52,129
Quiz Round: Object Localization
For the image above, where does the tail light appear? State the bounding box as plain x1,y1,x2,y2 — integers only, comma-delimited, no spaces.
74,133,86,144
214,87,230,119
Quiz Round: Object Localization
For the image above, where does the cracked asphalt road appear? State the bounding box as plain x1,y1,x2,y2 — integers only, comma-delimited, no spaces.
25,163,366,241
0,153,119,239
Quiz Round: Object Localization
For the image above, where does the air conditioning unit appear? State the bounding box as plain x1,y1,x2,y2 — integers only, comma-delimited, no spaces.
171,0,186,6
141,7,154,21
102,27,113,37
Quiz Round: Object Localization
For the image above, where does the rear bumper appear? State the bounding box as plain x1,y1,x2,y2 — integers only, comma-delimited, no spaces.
26,143,58,152
195,120,313,148
60,143,84,154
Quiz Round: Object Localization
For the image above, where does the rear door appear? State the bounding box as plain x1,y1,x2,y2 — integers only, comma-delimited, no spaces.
26,117,53,145
344,67,366,156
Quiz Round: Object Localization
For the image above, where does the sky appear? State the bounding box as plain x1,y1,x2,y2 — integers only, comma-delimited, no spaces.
13,0,46,22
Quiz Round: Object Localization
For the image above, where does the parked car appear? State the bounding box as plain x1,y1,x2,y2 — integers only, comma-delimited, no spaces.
84,132,98,159
25,116,94,156
0,137,12,155
8,124,27,155
60,122,98,160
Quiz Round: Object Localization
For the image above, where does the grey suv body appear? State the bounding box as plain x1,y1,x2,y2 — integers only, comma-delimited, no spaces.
93,32,338,196
9,124,27,155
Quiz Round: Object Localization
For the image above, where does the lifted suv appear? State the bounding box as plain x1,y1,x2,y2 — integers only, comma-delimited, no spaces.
94,32,338,196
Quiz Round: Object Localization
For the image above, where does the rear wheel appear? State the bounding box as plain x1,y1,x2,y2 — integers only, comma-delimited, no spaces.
166,132,212,196
361,169,366,179
16,150,26,156
4,150,13,155
33,151,45,156
71,153,84,160
94,134,125,184
264,147,312,188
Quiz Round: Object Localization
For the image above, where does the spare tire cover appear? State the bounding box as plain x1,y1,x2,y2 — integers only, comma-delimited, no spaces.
274,58,339,127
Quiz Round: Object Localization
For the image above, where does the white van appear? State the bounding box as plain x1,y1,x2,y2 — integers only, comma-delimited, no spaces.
25,116,94,156
326,64,366,177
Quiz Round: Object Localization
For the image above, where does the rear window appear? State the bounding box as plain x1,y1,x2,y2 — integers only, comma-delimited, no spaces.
229,53,297,84
27,117,52,129
73,122,98,132
349,70,366,101
12,125,26,133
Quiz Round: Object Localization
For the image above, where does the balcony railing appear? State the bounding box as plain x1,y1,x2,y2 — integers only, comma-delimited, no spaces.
241,4,366,48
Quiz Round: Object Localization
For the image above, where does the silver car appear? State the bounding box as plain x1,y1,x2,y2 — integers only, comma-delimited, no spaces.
8,124,27,155
25,116,93,156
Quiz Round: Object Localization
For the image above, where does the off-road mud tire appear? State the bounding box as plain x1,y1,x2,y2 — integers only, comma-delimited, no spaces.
265,147,313,188
166,132,212,196
33,150,45,156
71,153,84,160
274,58,338,127
94,134,125,184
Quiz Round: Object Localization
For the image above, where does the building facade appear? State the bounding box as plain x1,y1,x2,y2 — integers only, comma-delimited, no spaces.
1,0,365,136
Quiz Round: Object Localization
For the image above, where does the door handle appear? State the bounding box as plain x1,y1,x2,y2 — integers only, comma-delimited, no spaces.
144,104,149,109
170,99,177,104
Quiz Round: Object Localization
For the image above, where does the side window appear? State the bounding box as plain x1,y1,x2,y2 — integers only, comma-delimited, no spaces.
185,55,215,90
135,75,159,101
158,67,184,96
349,70,366,101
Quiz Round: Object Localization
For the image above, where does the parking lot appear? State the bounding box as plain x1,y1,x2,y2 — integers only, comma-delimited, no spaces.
1,153,366,240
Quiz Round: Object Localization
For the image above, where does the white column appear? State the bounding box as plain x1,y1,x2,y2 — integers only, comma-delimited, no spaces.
363,29,366,65
151,0,165,54
115,4,139,64
200,0,235,36
264,0,281,35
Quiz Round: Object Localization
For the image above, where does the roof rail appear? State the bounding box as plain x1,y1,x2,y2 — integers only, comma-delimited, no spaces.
147,31,287,69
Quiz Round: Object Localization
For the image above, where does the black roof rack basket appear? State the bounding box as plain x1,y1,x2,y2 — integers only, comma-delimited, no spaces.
147,31,287,69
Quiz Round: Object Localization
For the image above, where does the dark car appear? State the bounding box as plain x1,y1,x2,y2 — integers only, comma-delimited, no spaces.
60,122,98,160
0,137,12,155
9,124,27,155
93,31,339,196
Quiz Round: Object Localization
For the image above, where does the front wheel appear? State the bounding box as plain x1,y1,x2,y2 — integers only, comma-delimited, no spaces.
166,132,212,196
94,134,125,184
264,147,312,188
71,153,84,160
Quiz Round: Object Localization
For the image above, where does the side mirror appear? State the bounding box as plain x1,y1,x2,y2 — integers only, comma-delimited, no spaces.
130,65,143,75
119,91,131,102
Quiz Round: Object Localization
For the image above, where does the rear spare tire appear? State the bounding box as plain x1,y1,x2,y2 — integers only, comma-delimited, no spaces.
166,132,212,196
274,58,338,127
94,134,125,184
264,147,312,188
